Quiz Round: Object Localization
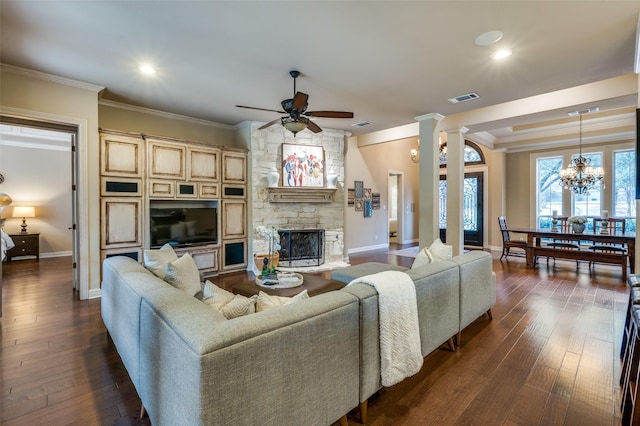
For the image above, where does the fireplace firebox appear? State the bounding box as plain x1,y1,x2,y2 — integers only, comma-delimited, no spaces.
278,229,325,267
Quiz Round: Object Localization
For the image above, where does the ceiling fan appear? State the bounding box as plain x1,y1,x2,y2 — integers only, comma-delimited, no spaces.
236,70,354,136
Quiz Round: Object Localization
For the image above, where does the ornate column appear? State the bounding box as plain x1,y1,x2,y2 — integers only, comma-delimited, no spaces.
444,127,468,256
415,113,444,248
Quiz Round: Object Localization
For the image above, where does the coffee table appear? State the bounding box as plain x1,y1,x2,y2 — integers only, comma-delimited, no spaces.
232,273,345,297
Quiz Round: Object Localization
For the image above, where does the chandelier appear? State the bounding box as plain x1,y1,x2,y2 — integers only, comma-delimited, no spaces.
558,111,604,195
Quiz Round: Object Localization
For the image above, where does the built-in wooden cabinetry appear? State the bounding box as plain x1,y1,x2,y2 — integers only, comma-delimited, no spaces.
220,152,248,271
99,129,247,276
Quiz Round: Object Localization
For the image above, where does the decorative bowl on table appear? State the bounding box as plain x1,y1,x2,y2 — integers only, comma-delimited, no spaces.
256,272,304,289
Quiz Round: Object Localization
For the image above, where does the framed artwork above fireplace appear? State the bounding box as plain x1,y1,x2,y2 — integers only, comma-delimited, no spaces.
282,143,325,187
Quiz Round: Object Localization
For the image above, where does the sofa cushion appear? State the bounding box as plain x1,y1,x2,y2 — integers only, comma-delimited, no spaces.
256,289,309,312
143,243,178,279
203,281,257,319
164,253,202,297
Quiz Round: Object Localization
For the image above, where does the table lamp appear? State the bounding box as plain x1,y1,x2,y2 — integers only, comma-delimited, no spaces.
12,206,35,234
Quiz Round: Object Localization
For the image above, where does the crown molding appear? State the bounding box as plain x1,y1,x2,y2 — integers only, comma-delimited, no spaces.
0,63,104,93
98,99,234,130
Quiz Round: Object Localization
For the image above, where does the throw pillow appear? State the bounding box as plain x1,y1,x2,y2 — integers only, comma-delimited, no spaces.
203,281,257,319
428,238,453,261
143,243,178,279
256,289,309,312
164,253,202,297
411,247,433,269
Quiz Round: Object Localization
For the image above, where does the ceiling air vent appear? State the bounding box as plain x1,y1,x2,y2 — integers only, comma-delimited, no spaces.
352,121,372,128
448,92,480,104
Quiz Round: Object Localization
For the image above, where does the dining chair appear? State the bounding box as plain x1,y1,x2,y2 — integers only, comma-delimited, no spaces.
543,216,580,267
498,216,527,260
589,218,627,270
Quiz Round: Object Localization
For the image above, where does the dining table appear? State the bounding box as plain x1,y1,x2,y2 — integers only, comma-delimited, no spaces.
509,227,635,281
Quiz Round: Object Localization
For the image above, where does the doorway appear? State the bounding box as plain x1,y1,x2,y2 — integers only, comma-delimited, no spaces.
0,118,79,313
388,171,404,246
438,171,484,247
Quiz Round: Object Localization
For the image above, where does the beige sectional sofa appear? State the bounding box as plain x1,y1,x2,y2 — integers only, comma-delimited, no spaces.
331,250,496,422
101,256,359,426
101,250,495,425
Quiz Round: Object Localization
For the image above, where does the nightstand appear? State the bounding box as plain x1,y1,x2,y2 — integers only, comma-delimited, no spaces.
7,233,40,261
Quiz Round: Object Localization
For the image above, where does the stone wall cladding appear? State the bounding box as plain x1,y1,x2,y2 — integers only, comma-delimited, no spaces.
250,123,345,264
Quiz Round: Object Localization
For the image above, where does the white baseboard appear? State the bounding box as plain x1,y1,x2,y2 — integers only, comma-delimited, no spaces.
40,251,72,259
347,243,389,254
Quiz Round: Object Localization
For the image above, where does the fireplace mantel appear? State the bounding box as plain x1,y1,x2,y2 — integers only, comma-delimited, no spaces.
267,187,336,203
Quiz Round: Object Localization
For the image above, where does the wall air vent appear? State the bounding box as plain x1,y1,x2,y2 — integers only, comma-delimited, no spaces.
448,92,480,104
352,121,371,128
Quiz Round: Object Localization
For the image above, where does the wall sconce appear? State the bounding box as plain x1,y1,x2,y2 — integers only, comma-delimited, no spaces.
410,139,420,162
12,206,35,234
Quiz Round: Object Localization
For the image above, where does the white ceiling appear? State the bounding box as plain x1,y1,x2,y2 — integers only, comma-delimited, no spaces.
1,1,639,151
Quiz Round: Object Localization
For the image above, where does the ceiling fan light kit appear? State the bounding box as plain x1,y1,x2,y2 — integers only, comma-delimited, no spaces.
237,70,354,136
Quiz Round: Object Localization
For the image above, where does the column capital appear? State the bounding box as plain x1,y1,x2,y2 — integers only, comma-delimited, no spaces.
415,113,444,122
443,126,469,135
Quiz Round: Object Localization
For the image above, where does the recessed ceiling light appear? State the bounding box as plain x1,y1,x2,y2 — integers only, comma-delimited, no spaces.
139,64,156,75
491,49,512,60
475,30,503,46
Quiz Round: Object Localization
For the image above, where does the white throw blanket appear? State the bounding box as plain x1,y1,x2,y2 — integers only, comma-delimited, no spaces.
1,230,15,261
348,270,423,387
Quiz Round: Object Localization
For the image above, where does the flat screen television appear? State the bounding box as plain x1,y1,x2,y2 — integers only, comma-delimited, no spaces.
150,206,217,248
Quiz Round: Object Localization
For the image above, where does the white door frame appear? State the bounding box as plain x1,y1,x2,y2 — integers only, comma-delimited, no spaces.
1,106,89,299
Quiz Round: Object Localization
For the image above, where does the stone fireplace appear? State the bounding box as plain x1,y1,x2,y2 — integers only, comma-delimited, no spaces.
278,229,325,267
247,123,347,272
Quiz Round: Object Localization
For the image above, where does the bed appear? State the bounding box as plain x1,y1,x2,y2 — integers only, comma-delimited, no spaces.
1,229,14,262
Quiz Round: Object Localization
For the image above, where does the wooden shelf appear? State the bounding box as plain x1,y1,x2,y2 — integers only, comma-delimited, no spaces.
267,187,336,203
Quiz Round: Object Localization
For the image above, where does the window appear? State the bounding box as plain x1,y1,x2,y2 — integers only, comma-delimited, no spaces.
614,149,636,231
571,153,602,223
536,156,563,228
439,140,485,168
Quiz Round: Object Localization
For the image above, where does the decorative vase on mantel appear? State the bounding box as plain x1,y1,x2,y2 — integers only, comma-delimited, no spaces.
572,223,585,234
267,166,280,187
326,171,338,189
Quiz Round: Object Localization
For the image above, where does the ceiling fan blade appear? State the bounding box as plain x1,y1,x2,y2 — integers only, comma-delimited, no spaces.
305,119,322,133
292,92,309,111
258,118,282,130
305,111,354,119
236,105,286,114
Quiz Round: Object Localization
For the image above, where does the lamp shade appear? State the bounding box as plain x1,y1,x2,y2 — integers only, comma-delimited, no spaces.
0,193,12,206
12,206,35,218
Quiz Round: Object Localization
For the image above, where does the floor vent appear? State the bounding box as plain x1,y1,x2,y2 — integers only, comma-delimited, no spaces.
448,92,480,104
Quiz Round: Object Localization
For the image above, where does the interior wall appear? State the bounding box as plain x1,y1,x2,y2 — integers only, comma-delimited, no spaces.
98,103,237,147
0,139,72,256
345,136,418,252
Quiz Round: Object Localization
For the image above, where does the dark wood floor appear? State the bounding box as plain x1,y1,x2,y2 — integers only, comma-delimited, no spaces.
0,247,629,425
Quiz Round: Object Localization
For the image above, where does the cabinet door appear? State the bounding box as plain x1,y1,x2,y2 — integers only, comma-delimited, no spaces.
100,133,143,178
188,147,220,182
148,180,175,198
221,200,246,239
101,198,142,249
222,152,247,185
148,140,186,180
174,245,219,276
199,183,219,199
221,239,247,271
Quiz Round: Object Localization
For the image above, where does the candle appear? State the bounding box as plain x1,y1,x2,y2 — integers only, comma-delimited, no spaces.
602,210,608,220
552,210,557,218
